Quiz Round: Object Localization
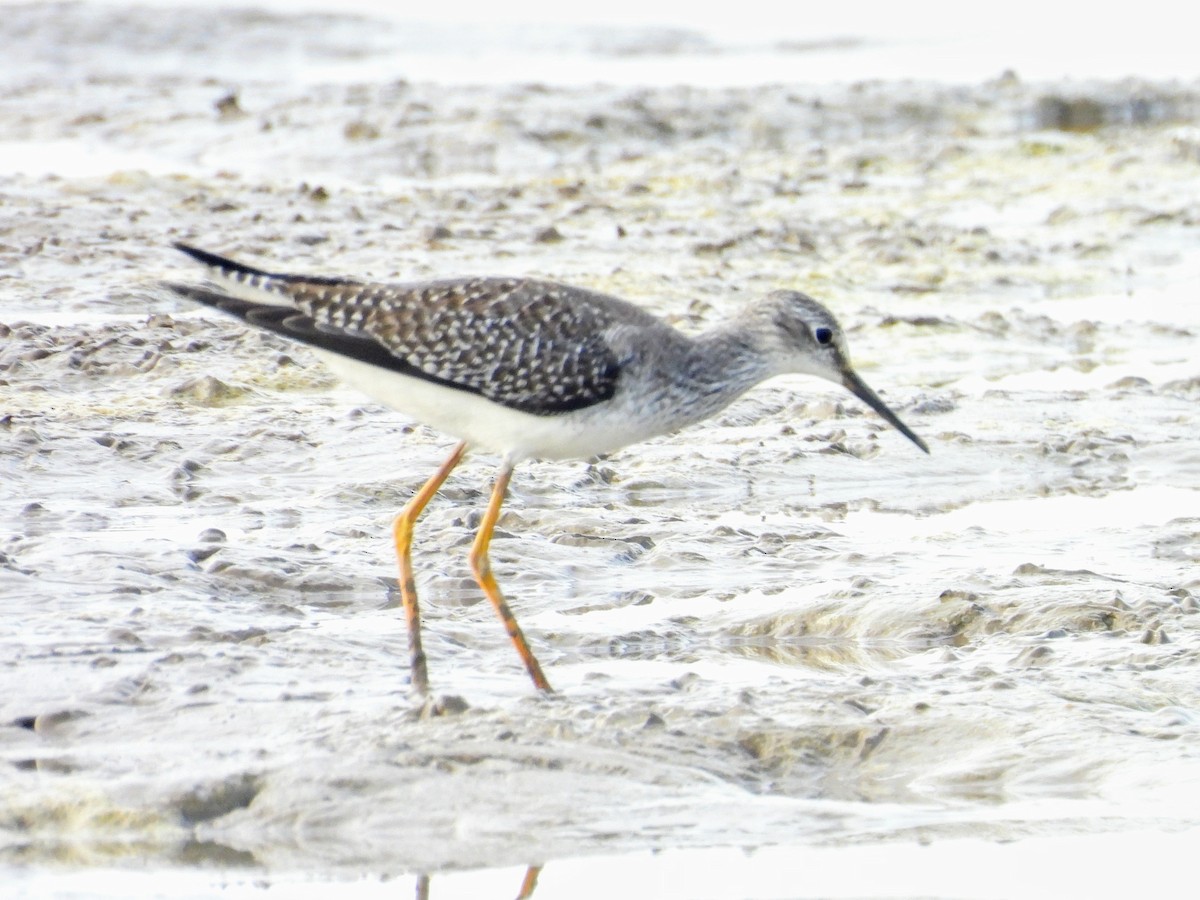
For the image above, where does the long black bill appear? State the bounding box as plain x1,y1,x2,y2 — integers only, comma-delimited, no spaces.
842,370,930,454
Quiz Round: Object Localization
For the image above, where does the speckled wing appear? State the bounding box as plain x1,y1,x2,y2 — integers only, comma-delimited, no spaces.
168,245,623,415
287,276,623,415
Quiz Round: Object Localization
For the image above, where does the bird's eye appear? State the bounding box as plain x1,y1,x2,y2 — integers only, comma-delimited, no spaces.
814,327,833,345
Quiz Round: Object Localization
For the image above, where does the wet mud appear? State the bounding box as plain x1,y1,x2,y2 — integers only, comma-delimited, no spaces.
2,1,1200,890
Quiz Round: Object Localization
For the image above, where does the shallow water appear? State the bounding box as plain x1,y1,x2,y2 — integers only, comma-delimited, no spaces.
2,3,1200,896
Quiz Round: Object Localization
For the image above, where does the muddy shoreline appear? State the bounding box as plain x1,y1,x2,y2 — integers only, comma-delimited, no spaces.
3,1,1200,890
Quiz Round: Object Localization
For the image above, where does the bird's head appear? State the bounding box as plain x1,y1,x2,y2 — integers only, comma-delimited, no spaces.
755,290,929,454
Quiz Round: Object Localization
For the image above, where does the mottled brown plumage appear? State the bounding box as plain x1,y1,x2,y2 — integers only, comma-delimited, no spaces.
169,243,653,414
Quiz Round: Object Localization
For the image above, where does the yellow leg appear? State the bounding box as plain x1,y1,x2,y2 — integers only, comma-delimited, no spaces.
393,441,467,695
468,464,553,693
516,865,543,899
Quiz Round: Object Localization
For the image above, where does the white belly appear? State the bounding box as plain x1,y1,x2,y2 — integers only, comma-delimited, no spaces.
315,353,648,463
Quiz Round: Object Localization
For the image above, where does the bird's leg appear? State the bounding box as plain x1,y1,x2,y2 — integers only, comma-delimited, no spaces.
393,441,467,695
516,865,543,899
468,464,554,693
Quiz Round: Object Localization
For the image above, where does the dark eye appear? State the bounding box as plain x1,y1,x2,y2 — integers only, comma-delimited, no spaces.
814,327,833,345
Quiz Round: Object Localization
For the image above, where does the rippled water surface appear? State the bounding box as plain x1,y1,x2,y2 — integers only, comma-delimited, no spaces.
2,3,1199,896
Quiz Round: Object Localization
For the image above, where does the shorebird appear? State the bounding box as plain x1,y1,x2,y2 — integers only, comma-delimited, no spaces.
167,242,928,694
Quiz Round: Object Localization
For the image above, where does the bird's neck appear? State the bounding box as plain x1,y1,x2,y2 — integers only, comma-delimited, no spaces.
656,320,774,427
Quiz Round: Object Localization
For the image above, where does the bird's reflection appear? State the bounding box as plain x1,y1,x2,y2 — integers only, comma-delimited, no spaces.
416,864,542,899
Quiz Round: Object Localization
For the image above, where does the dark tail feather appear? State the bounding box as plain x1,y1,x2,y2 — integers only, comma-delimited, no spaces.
164,282,421,376
172,242,356,288
173,242,274,278
164,282,271,318
166,281,313,340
